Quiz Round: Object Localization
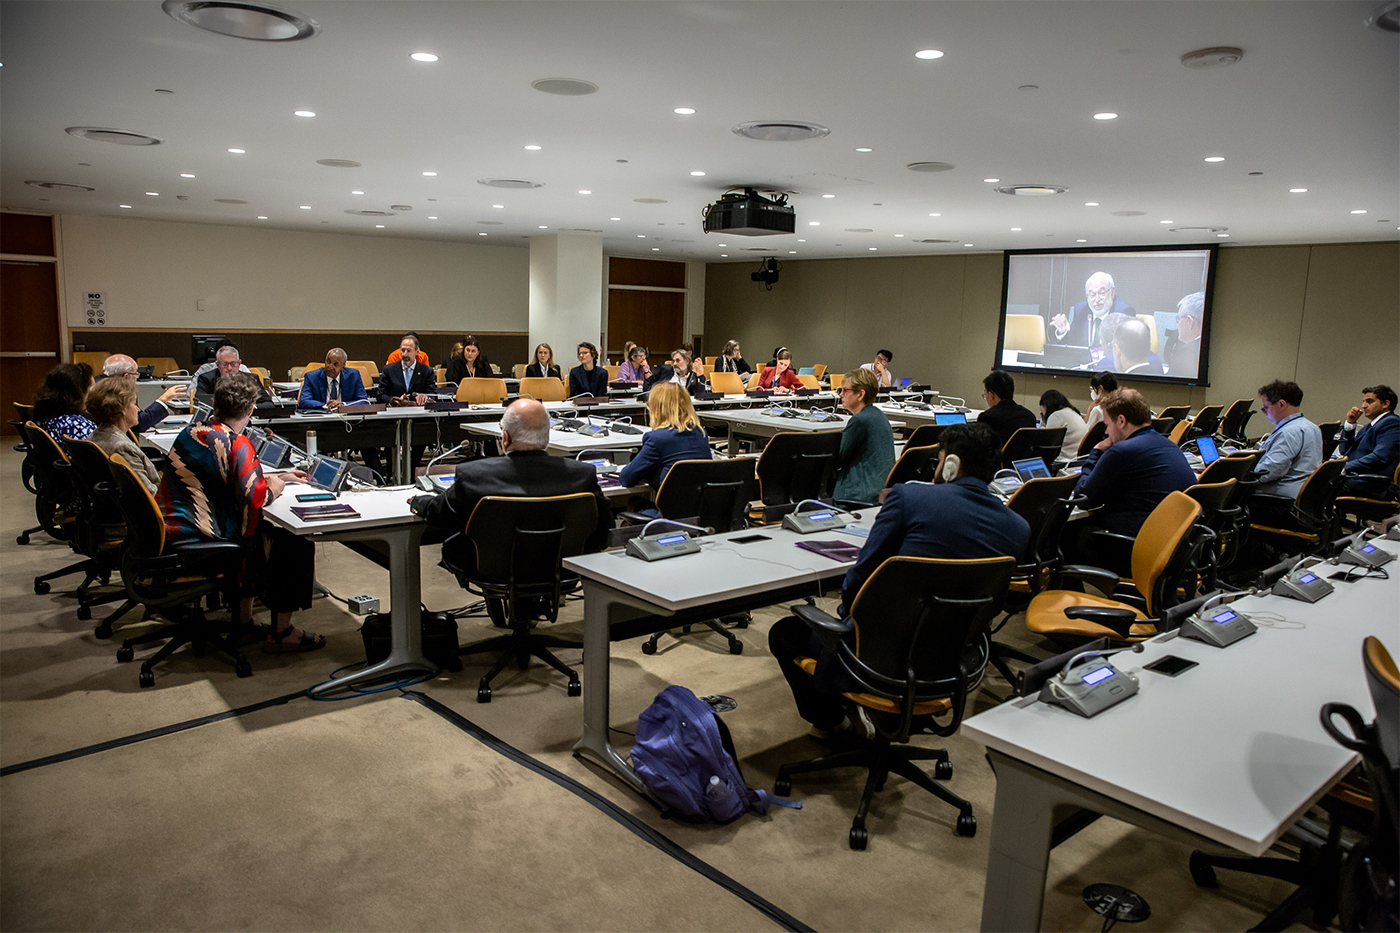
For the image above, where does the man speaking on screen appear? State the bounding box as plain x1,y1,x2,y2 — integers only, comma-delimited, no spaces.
1049,271,1137,350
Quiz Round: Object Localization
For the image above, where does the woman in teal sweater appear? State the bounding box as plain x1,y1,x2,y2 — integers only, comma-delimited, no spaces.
834,367,896,504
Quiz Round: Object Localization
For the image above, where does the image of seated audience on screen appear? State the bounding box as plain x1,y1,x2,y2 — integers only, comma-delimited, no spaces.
997,245,1217,385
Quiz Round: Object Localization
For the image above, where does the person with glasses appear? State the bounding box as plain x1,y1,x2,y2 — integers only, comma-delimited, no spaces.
975,369,1037,445
714,340,753,384
100,353,187,432
1163,291,1205,377
1048,271,1137,350
833,368,895,504
194,344,274,409
1252,379,1323,501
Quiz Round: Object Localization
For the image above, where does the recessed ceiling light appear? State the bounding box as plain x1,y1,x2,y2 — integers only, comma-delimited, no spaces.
422,171,437,176
673,107,695,115
1289,188,1308,193
180,173,195,178
652,248,660,251
995,185,1066,197
257,215,268,220
983,178,1000,183
637,234,646,238
1084,201,1099,206
733,121,830,142
721,254,728,257
428,216,438,220
523,145,542,151
351,190,364,195
375,224,385,228
1218,233,1230,238
300,205,311,209
914,49,944,59
1093,112,1118,120
797,239,806,242
492,204,505,209
1204,156,1225,162
869,247,877,251
689,171,707,178
894,234,905,237
808,221,820,226
928,212,941,217
539,225,548,229
964,243,974,247
479,232,487,236
578,189,591,194
410,52,438,62
1351,209,1368,214
119,204,132,209
1010,227,1021,231
610,217,620,221
1160,219,1173,224
294,110,315,117
227,148,246,153
718,243,727,247
855,147,873,153
1077,239,1087,243
531,78,599,96
163,0,319,40
145,191,159,196
67,126,163,146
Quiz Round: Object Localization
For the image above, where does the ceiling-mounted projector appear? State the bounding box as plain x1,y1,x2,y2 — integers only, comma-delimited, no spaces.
703,188,796,236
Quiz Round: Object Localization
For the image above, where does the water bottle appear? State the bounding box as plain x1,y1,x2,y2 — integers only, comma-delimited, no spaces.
305,430,317,458
703,774,728,809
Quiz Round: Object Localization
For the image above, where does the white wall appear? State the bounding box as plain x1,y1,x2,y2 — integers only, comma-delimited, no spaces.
528,233,604,357
58,214,529,331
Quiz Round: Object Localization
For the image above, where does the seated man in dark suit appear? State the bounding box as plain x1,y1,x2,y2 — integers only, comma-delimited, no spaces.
377,334,437,405
1068,388,1196,571
1048,271,1137,349
194,344,275,408
99,353,187,433
768,422,1030,738
976,369,1038,445
1110,319,1164,376
410,398,613,622
1337,383,1400,497
300,347,383,476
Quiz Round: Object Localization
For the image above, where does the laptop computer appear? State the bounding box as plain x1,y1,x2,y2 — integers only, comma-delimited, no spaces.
1196,435,1220,466
1012,457,1052,482
797,366,816,375
934,412,966,426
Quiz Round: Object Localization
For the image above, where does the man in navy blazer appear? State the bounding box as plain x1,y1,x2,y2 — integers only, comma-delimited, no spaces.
1338,384,1400,497
767,422,1030,734
299,348,368,410
377,334,436,404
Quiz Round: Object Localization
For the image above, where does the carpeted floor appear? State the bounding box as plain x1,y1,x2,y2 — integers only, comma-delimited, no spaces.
0,445,1319,931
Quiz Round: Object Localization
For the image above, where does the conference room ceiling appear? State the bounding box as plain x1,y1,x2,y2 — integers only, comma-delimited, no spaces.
2,1,1396,261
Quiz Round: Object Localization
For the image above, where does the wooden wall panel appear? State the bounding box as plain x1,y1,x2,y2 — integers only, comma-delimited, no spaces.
1,213,55,257
609,257,685,289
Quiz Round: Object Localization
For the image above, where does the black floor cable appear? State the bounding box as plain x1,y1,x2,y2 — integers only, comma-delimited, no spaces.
400,690,816,933
0,690,304,777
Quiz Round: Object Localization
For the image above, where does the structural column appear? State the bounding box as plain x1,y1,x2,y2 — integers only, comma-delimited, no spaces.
529,233,604,364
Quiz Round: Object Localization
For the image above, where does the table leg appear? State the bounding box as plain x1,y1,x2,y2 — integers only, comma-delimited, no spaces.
308,523,434,696
573,580,652,797
397,418,412,485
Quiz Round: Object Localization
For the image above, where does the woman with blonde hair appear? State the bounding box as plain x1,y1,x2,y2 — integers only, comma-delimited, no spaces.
618,382,712,489
525,342,562,380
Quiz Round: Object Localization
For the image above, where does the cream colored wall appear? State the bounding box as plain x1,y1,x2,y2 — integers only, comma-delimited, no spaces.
58,214,529,331
706,242,1399,420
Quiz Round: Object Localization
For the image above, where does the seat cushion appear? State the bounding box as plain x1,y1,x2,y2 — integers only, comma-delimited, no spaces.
795,657,953,716
1027,589,1154,639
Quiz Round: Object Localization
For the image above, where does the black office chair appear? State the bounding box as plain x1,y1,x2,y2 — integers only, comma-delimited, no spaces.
1218,398,1255,445
1183,479,1237,594
23,422,98,595
884,443,941,488
750,431,841,524
1190,636,1399,932
1188,403,1224,440
1158,405,1191,426
1317,420,1344,461
107,453,251,687
1150,416,1175,435
65,439,141,632
904,424,949,449
624,458,758,656
1076,420,1108,457
1336,463,1400,529
774,555,1016,849
454,493,599,702
11,403,44,544
1248,458,1348,557
1001,426,1066,472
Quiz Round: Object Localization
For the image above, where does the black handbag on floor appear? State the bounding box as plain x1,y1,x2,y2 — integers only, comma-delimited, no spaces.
360,611,462,673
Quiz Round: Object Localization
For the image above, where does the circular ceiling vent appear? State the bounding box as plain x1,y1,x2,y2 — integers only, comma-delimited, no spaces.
906,162,956,173
345,209,394,216
633,197,668,204
1111,210,1147,216
733,121,831,142
531,78,599,96
1180,46,1244,68
316,159,362,168
478,178,544,189
844,228,874,233
389,204,412,212
65,127,162,146
162,0,319,41
1367,1,1400,31
917,239,953,244
25,180,95,192
214,198,248,204
994,185,1067,196
1169,226,1228,233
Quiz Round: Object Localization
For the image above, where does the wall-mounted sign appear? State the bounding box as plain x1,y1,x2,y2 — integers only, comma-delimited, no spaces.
84,291,107,326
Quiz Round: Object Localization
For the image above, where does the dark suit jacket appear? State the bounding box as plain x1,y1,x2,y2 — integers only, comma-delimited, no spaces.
1121,358,1165,376
194,369,276,408
445,356,493,384
618,426,712,489
411,450,613,571
135,400,169,434
841,478,1030,610
643,365,705,397
525,362,563,380
1338,412,1400,476
1049,297,1136,347
1073,424,1197,536
299,367,369,409
977,398,1038,445
568,364,610,398
377,361,436,402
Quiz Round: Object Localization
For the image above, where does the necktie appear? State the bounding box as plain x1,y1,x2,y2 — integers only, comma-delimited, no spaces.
329,374,340,402
404,364,413,389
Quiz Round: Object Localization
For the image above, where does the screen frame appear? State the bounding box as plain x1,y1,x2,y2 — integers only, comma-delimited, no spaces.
995,243,1220,387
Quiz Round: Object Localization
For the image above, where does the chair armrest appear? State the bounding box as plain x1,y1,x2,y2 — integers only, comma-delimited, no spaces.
175,540,243,571
618,511,651,525
1088,529,1137,547
1063,606,1139,638
833,497,877,511
793,603,852,655
1059,564,1122,592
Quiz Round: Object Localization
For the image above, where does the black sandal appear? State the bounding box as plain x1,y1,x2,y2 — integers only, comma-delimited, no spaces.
263,626,327,654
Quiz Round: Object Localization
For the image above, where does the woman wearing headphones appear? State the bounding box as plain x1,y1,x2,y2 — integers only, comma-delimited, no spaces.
758,348,803,393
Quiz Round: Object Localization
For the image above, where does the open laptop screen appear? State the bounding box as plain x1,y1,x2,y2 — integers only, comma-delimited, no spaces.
1012,458,1052,481
1196,435,1219,465
935,412,967,425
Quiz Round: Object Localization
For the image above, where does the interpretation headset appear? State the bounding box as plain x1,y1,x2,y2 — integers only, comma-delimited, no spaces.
940,453,961,483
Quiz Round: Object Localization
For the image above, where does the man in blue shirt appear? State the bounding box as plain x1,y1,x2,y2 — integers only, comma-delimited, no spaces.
1252,380,1323,498
767,422,1030,738
1337,384,1399,498
1069,388,1196,572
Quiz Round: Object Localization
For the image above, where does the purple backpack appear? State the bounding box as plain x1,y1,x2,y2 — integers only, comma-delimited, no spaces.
631,685,799,822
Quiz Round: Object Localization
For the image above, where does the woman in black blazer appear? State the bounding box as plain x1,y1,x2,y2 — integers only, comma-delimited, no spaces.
568,341,609,397
445,336,492,383
524,342,563,380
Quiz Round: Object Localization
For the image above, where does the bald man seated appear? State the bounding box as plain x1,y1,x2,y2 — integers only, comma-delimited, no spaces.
100,354,187,433
299,348,368,411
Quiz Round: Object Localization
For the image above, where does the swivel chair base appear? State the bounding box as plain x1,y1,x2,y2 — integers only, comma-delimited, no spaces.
641,613,748,656
115,608,253,687
459,629,582,703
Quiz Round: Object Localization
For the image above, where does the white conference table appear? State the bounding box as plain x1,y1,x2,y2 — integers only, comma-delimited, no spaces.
563,511,879,798
698,407,883,451
964,535,1399,932
461,416,657,459
874,401,983,430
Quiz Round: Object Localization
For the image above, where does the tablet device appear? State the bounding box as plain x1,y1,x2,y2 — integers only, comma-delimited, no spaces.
242,425,267,456
1012,458,1052,481
307,455,351,491
935,412,966,425
1196,435,1220,466
259,435,291,469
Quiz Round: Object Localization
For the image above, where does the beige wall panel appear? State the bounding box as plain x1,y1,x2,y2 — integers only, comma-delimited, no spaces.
1295,242,1400,420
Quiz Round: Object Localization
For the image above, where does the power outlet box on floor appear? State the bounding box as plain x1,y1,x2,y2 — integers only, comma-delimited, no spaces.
349,595,379,615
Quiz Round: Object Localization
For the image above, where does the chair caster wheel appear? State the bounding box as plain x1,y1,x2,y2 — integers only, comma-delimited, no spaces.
640,640,657,655
235,661,253,678
94,624,112,640
736,612,750,629
34,580,50,595
78,605,91,621
116,646,134,662
728,640,743,655
17,533,30,545
1189,851,1219,887
934,759,953,780
957,813,977,837
567,679,582,697
138,668,155,689
477,685,492,703
849,827,868,850
774,776,791,796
